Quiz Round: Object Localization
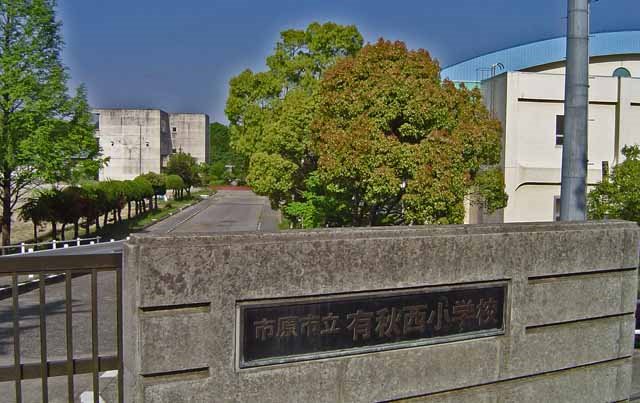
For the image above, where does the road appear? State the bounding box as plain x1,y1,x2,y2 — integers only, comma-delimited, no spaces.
145,189,280,234
0,189,278,402
1,189,279,259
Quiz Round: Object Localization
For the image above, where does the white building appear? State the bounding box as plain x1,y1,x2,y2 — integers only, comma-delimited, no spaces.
93,108,210,181
169,113,210,165
441,31,640,223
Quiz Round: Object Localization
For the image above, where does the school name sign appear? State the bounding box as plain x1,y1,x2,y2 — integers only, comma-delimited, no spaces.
238,283,506,368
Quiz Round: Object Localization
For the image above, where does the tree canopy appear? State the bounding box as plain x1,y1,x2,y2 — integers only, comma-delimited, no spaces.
225,21,363,217
231,31,507,227
588,145,640,221
0,0,100,245
166,151,199,194
312,40,507,226
209,122,246,182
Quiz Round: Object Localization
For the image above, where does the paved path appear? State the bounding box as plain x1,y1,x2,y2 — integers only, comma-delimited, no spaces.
144,189,279,234
0,189,279,402
1,189,279,260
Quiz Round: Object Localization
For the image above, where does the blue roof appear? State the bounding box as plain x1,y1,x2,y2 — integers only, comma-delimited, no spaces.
441,31,640,83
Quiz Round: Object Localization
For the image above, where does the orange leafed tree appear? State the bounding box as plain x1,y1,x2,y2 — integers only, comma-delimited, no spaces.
312,39,507,226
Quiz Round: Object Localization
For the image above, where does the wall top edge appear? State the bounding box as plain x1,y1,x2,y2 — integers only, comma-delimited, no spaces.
128,220,638,245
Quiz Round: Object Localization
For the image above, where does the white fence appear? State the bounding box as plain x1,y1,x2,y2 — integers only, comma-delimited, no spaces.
0,236,119,256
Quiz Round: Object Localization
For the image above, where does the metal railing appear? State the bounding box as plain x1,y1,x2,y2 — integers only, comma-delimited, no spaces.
0,253,123,403
0,236,111,256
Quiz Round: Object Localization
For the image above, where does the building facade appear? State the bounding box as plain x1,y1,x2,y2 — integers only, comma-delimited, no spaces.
169,113,210,165
441,31,640,223
94,108,209,181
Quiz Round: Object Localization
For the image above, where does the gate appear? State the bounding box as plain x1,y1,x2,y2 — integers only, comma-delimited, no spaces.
0,253,123,403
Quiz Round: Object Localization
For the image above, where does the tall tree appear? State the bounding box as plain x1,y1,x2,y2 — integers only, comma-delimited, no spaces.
209,122,246,181
0,0,100,245
313,40,507,226
225,22,363,209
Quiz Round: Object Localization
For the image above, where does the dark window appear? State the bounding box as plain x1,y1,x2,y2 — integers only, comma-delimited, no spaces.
172,148,177,153
554,196,561,221
613,67,631,78
172,127,177,132
555,115,564,146
91,113,100,129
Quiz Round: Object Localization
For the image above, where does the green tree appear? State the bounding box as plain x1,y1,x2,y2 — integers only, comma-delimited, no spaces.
120,180,138,218
209,122,246,182
166,152,198,195
588,145,640,221
225,22,363,209
58,186,85,239
78,181,105,233
37,189,62,240
312,40,506,226
210,122,232,162
138,172,166,209
98,180,126,226
19,195,48,243
165,174,184,200
133,177,154,212
0,0,101,245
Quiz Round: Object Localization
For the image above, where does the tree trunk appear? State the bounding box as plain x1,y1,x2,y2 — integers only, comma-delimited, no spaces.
61,223,66,240
1,170,12,246
52,221,58,241
117,208,122,222
154,195,158,210
85,218,90,235
127,202,131,219
103,213,108,227
33,223,38,244
95,217,100,230
73,220,79,239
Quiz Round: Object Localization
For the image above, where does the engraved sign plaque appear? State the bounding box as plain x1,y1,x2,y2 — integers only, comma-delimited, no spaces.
238,283,506,368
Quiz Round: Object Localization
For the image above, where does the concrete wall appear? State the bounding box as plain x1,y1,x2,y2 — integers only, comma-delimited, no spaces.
123,221,638,402
169,113,210,164
95,109,210,179
481,70,640,223
95,109,167,181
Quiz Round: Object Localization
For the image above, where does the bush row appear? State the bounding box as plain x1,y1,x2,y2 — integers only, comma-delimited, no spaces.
19,173,186,242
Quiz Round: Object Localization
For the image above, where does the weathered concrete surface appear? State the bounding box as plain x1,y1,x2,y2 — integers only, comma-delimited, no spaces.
168,113,210,164
124,221,639,402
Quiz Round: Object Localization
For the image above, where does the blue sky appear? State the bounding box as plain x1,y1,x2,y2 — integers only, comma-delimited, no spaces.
58,0,640,124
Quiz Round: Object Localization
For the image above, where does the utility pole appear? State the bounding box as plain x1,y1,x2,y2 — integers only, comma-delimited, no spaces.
560,0,590,220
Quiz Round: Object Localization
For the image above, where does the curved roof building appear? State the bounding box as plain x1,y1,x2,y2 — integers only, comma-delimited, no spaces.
441,30,640,84
455,30,640,225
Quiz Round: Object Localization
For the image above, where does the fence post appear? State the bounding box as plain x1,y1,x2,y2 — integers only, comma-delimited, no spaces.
20,243,25,254
76,238,81,247
52,240,57,250
97,236,101,244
